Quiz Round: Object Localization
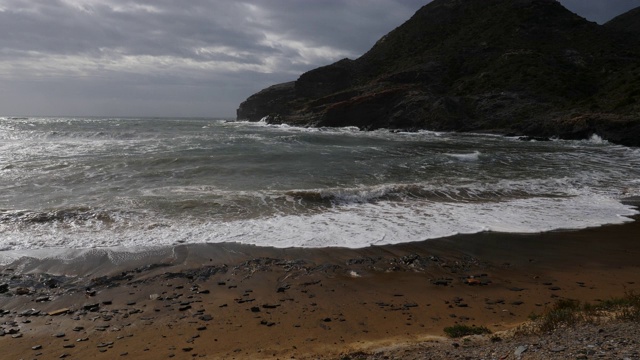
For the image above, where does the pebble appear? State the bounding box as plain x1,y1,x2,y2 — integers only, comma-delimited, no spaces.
515,345,528,357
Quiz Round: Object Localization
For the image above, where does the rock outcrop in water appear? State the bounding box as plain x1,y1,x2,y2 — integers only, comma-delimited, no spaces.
236,0,640,146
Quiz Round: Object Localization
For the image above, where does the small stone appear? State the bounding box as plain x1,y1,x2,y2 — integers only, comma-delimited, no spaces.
182,347,193,352
551,346,567,352
83,303,100,312
63,344,76,349
32,345,43,350
16,287,31,295
515,345,528,357
54,333,66,338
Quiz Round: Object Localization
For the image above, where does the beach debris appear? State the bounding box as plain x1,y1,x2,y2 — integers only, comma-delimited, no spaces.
48,308,70,316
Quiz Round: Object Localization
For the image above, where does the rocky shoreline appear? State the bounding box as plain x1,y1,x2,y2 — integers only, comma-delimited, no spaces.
1,217,639,359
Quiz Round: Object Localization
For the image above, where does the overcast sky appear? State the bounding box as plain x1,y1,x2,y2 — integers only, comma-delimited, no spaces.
1,0,637,118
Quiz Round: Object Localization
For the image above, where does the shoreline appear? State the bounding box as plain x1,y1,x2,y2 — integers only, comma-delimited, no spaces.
1,216,639,359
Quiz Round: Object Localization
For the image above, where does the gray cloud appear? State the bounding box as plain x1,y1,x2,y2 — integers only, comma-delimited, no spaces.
0,0,636,117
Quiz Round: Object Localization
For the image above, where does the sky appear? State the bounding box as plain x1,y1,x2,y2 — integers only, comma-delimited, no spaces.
1,0,638,118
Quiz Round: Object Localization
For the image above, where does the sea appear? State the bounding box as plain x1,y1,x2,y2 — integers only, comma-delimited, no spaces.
1,116,639,264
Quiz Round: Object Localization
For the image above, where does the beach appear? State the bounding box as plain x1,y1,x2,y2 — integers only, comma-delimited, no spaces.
1,215,639,359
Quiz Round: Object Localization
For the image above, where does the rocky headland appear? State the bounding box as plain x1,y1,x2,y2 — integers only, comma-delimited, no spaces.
237,0,640,147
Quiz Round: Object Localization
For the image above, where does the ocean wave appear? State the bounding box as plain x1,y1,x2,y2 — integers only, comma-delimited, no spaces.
0,194,636,258
445,151,481,161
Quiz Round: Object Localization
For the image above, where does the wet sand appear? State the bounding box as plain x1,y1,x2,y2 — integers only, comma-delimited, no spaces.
1,216,639,359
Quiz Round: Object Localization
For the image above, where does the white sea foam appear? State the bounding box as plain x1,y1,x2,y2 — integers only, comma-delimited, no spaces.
586,134,608,145
445,151,481,161
0,193,636,264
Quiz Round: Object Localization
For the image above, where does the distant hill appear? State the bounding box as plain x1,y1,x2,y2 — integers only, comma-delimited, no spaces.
605,6,640,33
237,0,640,146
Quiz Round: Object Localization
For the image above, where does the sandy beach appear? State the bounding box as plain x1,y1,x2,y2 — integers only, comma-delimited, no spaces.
1,215,639,359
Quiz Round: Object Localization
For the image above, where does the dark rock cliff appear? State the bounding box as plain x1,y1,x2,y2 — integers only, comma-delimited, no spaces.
236,0,640,146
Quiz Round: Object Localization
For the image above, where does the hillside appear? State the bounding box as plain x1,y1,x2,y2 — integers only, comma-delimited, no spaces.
237,0,640,146
605,6,640,33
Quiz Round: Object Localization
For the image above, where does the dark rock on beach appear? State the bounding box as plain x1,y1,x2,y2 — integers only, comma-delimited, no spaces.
237,0,640,147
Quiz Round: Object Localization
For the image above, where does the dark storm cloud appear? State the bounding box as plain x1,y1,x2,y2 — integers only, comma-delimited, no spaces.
0,0,637,117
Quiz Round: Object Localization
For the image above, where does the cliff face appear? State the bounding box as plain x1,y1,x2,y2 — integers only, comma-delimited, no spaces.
236,0,640,146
